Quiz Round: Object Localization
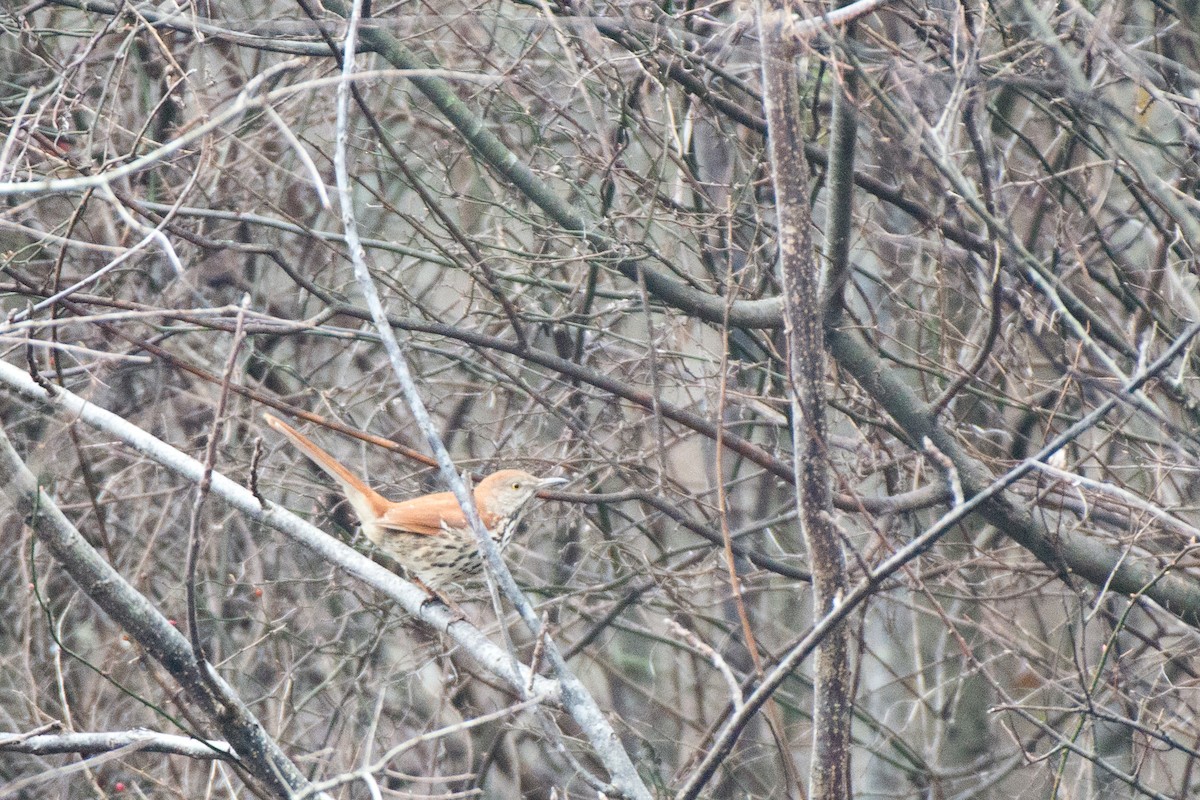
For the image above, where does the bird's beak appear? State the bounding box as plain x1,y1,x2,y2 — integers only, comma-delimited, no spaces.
538,476,569,490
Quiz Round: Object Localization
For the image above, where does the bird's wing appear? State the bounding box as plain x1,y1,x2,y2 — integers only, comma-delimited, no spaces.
376,490,466,536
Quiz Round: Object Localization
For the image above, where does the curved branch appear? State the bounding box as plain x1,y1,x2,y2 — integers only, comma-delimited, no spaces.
45,0,360,55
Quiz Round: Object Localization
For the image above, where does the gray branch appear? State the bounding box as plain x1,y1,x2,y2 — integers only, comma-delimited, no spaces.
0,410,320,800
0,359,561,698
0,731,236,760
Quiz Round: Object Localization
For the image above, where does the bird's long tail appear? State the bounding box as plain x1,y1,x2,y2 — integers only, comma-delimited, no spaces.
263,413,389,522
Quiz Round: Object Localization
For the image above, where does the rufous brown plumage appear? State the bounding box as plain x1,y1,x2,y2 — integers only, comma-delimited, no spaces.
264,413,565,589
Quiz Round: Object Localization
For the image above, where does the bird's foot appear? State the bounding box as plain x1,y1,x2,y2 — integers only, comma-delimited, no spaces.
414,579,469,622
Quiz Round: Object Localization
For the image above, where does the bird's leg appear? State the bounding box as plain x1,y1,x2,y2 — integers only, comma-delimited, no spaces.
412,576,469,622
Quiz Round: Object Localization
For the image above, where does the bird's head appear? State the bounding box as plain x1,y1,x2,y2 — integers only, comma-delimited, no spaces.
476,469,567,516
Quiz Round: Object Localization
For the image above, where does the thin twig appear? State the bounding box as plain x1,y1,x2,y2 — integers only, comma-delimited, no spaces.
186,296,251,662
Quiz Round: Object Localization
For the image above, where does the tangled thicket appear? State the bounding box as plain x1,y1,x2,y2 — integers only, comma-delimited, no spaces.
3,1,1200,798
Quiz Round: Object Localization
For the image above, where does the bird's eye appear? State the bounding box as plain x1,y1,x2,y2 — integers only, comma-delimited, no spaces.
512,482,521,490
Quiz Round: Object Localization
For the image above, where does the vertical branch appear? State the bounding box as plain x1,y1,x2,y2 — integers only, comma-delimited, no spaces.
757,8,852,800
821,19,859,324
185,297,250,662
715,297,804,796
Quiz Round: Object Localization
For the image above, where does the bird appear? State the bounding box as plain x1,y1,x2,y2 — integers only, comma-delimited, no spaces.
263,413,566,591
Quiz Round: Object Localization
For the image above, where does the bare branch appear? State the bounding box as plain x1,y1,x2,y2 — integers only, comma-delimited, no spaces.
0,731,236,761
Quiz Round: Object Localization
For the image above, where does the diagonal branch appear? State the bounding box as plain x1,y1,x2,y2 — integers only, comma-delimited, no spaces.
0,358,562,700
0,411,322,800
330,5,651,797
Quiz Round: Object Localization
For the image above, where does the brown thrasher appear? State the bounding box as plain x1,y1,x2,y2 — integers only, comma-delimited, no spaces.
263,413,565,590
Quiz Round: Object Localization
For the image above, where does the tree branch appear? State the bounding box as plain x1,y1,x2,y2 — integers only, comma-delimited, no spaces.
0,731,236,761
0,359,562,700
758,3,851,799
0,410,320,800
